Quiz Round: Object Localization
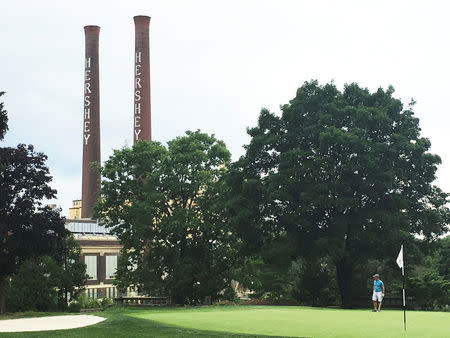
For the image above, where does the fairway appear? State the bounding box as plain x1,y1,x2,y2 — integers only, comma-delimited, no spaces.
130,306,450,338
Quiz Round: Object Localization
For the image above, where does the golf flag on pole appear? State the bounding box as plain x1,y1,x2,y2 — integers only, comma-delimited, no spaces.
396,245,406,330
396,245,404,273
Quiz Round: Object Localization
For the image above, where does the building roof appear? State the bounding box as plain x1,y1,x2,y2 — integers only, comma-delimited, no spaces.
65,219,111,235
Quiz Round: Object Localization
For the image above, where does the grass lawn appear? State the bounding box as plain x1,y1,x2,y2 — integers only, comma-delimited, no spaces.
1,306,449,337
131,306,450,338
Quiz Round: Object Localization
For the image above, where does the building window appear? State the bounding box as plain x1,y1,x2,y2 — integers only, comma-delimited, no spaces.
106,255,118,279
85,255,97,280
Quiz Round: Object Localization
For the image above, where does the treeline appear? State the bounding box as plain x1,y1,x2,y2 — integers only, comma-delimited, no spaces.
96,81,449,309
1,82,448,313
232,237,449,309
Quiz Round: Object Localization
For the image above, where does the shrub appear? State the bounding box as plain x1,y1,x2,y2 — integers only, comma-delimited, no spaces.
68,301,82,313
3,239,86,313
89,298,102,308
407,271,450,310
222,285,239,302
101,297,113,308
5,258,59,312
214,300,238,306
76,294,89,308
67,295,106,312
77,294,102,309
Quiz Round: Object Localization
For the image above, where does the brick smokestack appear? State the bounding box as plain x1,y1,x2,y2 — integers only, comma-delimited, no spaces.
133,15,151,143
81,26,101,219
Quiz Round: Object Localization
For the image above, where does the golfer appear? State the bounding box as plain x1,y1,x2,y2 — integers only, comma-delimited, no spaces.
372,274,385,312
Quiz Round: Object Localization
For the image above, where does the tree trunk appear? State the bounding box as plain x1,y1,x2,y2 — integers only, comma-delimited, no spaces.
58,289,68,311
336,257,353,308
0,277,7,313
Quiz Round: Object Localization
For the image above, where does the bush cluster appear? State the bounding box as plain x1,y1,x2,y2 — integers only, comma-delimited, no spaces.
67,295,113,312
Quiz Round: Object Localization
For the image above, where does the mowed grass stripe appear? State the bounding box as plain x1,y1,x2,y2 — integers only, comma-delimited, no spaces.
130,306,450,338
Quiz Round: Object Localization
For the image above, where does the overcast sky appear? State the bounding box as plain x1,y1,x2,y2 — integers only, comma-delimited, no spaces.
1,0,450,217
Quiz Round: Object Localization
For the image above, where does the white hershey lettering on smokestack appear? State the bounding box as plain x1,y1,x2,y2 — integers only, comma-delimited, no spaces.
133,15,151,143
82,25,101,219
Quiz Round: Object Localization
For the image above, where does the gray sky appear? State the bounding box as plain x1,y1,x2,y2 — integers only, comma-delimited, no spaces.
1,0,450,217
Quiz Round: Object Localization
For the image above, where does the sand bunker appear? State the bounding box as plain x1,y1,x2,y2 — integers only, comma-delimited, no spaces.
0,314,106,332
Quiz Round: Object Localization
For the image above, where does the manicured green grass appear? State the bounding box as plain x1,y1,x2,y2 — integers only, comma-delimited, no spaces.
1,306,449,337
131,306,450,338
0,307,269,337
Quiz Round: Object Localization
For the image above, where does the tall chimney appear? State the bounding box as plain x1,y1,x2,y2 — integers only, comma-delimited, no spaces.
81,25,101,219
133,15,151,143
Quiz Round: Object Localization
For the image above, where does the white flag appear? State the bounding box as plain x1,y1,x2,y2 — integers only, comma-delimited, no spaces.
396,245,404,269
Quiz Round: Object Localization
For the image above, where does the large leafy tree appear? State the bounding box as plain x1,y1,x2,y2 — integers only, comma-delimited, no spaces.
55,235,88,308
232,81,449,306
0,144,69,312
0,94,68,313
96,131,239,304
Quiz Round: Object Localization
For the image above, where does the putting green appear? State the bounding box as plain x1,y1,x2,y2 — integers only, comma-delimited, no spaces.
130,306,450,337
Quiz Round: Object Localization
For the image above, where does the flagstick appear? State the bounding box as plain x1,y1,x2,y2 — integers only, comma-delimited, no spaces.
396,244,407,331
402,270,406,330
402,246,406,331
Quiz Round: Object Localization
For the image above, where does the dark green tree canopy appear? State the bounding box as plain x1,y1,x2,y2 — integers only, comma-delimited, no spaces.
0,95,68,312
0,92,8,140
0,144,68,312
232,81,450,306
0,144,66,261
96,130,239,304
6,235,87,312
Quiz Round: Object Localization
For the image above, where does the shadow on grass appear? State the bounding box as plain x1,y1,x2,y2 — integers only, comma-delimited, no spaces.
0,311,68,320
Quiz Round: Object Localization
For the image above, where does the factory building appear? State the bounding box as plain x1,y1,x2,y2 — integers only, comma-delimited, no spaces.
66,219,121,298
65,16,152,298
